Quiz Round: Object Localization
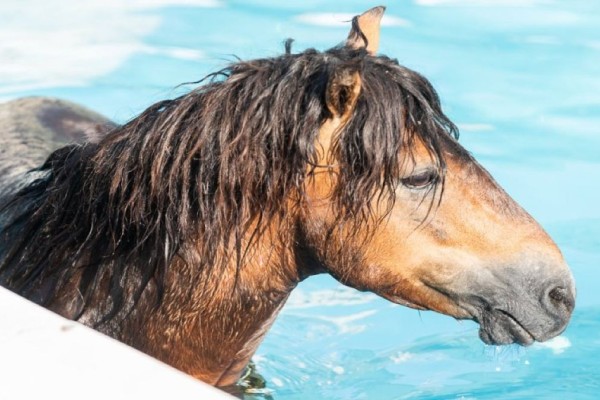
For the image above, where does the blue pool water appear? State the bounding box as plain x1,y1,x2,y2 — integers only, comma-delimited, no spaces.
1,1,599,398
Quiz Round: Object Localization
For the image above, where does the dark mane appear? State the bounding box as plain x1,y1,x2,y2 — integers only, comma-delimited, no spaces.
0,45,457,323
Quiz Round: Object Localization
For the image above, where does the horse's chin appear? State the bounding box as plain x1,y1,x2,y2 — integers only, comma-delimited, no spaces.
476,309,536,346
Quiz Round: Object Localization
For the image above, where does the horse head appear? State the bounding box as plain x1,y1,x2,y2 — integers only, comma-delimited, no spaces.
301,6,574,346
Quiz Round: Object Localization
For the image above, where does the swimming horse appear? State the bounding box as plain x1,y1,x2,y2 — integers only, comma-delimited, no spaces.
0,6,575,388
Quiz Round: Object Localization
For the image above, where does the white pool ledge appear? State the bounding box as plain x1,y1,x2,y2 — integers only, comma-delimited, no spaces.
0,287,233,399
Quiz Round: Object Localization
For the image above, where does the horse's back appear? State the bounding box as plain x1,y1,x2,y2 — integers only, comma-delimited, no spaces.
0,97,116,193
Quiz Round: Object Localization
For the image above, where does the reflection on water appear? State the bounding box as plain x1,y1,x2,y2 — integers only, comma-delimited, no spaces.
239,361,274,400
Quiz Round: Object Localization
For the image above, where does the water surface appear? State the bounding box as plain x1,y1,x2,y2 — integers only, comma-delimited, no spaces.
1,1,598,398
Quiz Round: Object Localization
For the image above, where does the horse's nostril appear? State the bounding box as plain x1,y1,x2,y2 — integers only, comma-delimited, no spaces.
547,286,574,312
549,287,566,302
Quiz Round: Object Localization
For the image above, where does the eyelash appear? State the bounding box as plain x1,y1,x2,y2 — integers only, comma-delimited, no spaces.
400,169,439,189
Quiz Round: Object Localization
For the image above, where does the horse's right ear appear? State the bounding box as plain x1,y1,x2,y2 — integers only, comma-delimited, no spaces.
325,67,362,120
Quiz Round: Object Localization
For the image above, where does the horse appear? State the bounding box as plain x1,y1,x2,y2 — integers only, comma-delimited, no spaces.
0,6,575,388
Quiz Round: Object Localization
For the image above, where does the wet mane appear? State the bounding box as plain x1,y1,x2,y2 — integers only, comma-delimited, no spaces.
0,45,457,322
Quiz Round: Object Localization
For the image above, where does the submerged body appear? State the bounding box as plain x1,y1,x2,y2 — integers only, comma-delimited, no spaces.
0,7,574,388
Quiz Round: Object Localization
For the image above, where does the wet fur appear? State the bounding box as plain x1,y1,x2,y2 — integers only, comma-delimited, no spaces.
0,46,456,322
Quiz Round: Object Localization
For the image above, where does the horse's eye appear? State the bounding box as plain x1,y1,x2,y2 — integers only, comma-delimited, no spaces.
400,169,438,189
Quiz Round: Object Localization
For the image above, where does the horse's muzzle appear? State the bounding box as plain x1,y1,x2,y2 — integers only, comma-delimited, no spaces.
472,270,575,346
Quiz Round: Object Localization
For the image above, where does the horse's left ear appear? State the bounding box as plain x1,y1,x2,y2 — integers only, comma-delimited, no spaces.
346,6,386,55
326,66,362,120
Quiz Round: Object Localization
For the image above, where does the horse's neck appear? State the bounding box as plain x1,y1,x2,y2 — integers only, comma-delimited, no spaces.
110,224,310,386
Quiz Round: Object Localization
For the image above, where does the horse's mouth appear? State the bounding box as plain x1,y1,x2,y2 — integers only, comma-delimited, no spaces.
380,284,544,346
477,309,535,346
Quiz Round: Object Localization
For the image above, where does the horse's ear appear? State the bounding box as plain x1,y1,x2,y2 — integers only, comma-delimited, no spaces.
346,6,386,55
326,67,362,120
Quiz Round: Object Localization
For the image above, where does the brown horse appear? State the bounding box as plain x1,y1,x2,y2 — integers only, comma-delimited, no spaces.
0,6,574,388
